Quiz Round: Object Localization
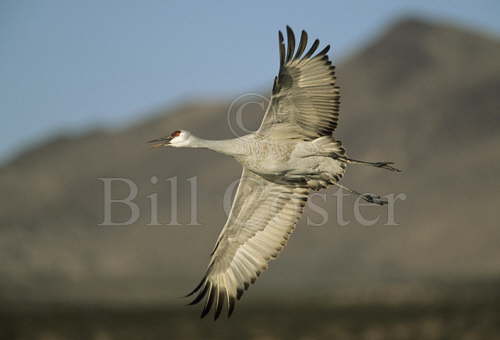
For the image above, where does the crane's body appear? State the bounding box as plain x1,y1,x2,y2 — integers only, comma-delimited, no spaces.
181,134,347,189
148,26,400,319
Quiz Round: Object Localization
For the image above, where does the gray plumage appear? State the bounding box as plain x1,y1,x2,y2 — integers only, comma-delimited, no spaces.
148,26,400,320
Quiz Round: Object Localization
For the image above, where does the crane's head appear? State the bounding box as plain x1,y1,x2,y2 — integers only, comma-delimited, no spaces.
148,130,192,148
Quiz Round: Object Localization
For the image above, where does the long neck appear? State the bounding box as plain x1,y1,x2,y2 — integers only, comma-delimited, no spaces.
188,135,249,157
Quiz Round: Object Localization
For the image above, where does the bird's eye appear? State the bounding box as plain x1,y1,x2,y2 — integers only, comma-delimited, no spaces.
171,130,181,137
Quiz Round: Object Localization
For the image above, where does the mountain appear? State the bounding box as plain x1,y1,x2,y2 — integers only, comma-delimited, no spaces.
1,17,500,306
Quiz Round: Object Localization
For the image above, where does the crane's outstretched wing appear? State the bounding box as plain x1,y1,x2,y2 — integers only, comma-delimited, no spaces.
258,26,340,141
186,169,309,319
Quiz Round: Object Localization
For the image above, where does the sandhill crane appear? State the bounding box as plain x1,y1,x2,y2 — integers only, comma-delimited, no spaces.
148,27,400,320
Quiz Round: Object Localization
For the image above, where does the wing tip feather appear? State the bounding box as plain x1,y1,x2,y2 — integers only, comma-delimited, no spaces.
285,26,295,62
185,274,207,297
317,44,330,57
294,30,308,60
228,296,236,317
200,284,215,318
214,289,225,320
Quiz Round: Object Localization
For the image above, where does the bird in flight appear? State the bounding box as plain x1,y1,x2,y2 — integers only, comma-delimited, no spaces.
149,26,400,320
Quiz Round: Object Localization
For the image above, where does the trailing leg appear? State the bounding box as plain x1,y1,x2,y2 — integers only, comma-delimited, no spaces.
332,182,388,206
333,154,401,172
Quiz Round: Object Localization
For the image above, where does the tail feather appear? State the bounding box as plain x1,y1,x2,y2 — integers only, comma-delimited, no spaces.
312,136,345,155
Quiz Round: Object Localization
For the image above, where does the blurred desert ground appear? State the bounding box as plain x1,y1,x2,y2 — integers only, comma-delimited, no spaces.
1,17,500,339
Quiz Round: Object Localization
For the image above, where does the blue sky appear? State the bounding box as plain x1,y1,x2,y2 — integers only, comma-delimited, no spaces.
1,0,500,162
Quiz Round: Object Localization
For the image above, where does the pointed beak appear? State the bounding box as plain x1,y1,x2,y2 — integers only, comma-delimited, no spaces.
147,136,173,148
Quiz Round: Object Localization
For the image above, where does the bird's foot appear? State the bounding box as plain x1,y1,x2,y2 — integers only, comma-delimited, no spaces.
373,162,402,173
362,193,388,205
